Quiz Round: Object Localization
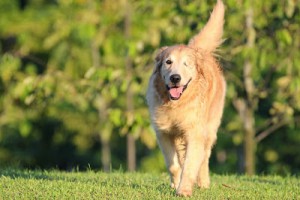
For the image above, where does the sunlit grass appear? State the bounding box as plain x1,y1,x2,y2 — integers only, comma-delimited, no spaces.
0,169,299,199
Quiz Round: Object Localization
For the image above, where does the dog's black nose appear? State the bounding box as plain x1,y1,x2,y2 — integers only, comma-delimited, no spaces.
170,74,181,84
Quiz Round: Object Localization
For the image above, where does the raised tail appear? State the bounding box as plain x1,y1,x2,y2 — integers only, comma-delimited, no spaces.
188,0,225,52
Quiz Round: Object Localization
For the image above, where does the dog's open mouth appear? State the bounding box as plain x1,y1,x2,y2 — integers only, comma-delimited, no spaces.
166,78,192,100
168,86,184,100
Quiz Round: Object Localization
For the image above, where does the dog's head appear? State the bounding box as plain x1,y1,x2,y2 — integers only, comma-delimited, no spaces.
153,0,225,101
155,45,198,100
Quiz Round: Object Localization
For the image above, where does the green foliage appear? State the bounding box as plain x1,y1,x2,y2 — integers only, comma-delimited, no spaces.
0,0,300,174
0,169,299,199
221,0,300,174
140,149,165,173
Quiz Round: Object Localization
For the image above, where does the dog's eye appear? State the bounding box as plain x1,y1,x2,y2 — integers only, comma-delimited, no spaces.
184,62,191,68
166,60,172,65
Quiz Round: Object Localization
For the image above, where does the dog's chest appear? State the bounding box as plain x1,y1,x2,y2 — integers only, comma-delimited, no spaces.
153,105,197,134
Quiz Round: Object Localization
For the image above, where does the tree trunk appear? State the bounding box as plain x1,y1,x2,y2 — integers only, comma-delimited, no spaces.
233,98,256,175
91,33,112,172
242,5,256,175
124,0,136,172
243,104,256,175
127,134,136,171
101,137,111,172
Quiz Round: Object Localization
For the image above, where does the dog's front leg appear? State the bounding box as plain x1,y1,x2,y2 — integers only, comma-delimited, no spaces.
156,132,182,189
176,131,205,197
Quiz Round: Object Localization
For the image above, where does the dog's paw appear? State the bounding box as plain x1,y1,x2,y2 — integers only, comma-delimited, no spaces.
198,182,210,189
171,182,176,189
198,181,210,189
176,186,193,197
171,181,180,189
197,177,210,189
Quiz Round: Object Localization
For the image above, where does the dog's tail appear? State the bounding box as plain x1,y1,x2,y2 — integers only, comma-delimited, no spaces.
188,0,225,52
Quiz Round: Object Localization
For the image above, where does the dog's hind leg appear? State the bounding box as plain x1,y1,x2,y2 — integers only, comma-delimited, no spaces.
197,132,217,188
156,132,182,189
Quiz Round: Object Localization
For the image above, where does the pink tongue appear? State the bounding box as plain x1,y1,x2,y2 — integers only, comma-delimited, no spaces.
169,86,184,98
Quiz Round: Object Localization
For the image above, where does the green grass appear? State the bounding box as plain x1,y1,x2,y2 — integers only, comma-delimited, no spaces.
0,169,299,199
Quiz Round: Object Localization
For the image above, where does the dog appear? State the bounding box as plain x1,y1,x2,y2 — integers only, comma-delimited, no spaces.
146,0,226,197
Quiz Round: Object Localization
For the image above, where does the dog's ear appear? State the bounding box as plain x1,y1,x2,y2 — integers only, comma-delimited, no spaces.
154,46,168,73
155,46,168,62
188,0,225,52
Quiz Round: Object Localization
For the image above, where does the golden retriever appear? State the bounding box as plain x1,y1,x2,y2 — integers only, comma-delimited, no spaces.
146,0,226,197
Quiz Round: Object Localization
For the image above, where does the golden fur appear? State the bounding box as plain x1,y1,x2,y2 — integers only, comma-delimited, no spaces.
146,0,226,197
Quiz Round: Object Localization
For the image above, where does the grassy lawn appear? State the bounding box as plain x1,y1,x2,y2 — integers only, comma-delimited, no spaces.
0,169,299,199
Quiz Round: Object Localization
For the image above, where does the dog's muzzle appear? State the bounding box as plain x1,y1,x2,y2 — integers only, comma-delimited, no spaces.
166,78,192,100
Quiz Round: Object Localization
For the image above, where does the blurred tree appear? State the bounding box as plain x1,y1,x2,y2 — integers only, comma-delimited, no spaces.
225,0,300,174
124,0,136,172
0,0,158,170
0,0,300,175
